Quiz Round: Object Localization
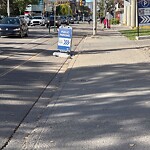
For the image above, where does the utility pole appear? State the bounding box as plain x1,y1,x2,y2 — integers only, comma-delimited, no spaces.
43,0,46,16
93,0,97,35
54,3,57,32
131,0,136,28
7,0,10,16
68,5,70,16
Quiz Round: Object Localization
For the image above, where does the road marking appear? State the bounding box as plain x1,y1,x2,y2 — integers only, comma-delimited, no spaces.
0,52,41,77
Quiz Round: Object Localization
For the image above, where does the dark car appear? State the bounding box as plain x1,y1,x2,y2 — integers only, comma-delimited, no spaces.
60,16,69,25
0,17,28,38
0,15,4,23
68,16,74,24
45,15,61,28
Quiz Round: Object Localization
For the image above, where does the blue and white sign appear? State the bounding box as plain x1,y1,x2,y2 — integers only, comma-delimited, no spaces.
138,0,150,26
57,26,72,52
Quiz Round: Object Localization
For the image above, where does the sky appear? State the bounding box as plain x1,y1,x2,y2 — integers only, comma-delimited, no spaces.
86,0,93,2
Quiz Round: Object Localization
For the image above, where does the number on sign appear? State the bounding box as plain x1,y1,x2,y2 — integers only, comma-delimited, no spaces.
64,40,70,45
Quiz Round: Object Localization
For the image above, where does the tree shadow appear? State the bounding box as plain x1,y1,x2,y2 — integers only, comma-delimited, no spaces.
28,62,150,149
0,24,150,149
0,44,68,148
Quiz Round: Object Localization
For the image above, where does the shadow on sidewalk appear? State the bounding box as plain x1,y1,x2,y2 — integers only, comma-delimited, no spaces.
27,61,150,149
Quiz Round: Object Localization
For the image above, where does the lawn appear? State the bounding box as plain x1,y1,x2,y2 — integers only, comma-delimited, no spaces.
120,28,150,40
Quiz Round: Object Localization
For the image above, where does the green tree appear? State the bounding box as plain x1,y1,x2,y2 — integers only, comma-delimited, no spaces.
57,4,72,16
13,0,39,15
97,0,114,18
0,0,7,15
0,0,38,16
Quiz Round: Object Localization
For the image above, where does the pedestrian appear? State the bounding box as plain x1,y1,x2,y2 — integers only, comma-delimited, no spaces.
100,17,105,24
88,17,91,24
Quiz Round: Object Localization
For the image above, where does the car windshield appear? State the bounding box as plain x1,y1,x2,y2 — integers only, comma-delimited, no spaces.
0,17,20,24
33,16,42,19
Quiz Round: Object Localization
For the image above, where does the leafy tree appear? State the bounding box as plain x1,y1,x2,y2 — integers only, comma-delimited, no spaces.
0,0,7,15
97,0,115,18
82,6,91,17
57,4,72,16
0,0,38,16
13,0,39,15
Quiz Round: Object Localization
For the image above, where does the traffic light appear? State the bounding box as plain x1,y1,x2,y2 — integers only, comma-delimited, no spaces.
79,0,82,6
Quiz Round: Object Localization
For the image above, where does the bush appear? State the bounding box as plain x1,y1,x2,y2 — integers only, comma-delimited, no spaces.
110,18,120,24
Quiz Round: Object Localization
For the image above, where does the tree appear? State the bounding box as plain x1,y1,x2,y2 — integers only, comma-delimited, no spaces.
57,4,72,16
97,0,115,18
0,0,38,16
0,0,7,15
97,0,105,17
13,0,39,15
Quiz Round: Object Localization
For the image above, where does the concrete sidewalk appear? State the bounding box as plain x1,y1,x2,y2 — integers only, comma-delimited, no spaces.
6,25,150,150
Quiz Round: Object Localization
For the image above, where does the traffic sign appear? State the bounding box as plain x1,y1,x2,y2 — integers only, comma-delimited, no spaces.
57,26,72,52
139,15,150,24
138,0,150,26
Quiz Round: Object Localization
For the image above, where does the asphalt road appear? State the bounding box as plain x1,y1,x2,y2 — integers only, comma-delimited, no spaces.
1,23,150,150
0,23,87,149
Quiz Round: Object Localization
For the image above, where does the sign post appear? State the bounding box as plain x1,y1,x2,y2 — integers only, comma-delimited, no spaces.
137,0,150,38
137,0,150,25
57,26,72,53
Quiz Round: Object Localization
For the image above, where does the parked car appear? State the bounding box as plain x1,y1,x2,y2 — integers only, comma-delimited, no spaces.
45,15,61,28
68,16,74,24
0,17,28,37
0,15,4,23
60,16,69,25
30,16,45,26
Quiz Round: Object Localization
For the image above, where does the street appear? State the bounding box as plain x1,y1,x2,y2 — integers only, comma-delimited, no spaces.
0,23,150,150
0,23,87,149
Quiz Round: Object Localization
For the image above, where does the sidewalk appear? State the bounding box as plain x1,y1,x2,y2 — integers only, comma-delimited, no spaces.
6,25,150,150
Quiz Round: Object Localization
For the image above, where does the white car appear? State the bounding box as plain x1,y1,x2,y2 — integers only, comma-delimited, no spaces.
30,16,45,26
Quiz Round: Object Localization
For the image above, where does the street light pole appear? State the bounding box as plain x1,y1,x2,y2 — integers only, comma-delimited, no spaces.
7,0,10,16
54,4,57,32
68,5,70,16
93,0,97,35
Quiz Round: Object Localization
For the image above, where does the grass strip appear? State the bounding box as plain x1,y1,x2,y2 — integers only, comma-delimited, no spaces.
120,28,150,40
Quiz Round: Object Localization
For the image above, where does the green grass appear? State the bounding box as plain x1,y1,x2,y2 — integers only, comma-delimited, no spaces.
120,28,150,40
